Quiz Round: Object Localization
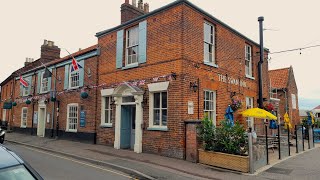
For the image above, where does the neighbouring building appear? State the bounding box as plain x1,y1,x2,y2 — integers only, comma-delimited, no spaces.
1,0,274,160
0,40,100,143
299,109,309,122
269,66,300,126
312,105,320,120
95,0,270,159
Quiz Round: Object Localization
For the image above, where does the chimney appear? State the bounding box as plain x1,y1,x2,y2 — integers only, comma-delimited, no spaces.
138,0,143,10
132,0,136,7
121,0,147,24
40,39,60,63
24,58,34,67
144,3,149,13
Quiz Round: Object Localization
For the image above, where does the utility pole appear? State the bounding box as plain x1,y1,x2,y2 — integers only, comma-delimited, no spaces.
258,16,264,108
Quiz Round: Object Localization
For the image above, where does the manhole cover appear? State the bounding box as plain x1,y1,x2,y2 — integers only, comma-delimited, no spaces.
265,167,293,175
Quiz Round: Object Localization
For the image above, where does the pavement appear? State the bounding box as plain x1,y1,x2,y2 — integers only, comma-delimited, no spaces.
4,132,246,180
4,132,320,180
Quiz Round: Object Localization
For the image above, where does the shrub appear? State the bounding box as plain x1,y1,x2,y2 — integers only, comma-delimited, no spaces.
214,120,248,156
197,116,215,151
198,118,248,156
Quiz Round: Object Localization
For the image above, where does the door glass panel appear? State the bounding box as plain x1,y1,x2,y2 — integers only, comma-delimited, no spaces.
162,92,167,108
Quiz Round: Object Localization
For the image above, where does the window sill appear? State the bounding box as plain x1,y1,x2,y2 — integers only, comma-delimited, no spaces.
39,91,49,94
20,126,27,128
100,124,113,128
122,64,139,70
204,62,219,68
147,127,168,131
66,130,77,133
68,86,80,90
245,75,255,80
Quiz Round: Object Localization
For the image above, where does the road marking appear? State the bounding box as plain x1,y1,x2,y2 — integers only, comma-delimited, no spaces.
22,146,138,180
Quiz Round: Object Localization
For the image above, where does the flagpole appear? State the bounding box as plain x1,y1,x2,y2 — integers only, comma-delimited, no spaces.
38,59,60,82
64,48,92,78
63,48,95,88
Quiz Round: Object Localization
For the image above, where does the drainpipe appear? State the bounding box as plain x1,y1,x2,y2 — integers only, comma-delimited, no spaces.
56,100,60,138
197,78,200,120
31,72,37,135
9,76,16,131
51,66,57,138
258,16,264,109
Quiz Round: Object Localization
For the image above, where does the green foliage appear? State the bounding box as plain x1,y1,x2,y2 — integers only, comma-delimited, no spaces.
197,118,248,156
197,116,215,151
214,120,248,156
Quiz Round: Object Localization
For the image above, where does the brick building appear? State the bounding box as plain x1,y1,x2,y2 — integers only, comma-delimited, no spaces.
0,40,100,143
269,66,300,126
1,0,273,160
95,0,270,159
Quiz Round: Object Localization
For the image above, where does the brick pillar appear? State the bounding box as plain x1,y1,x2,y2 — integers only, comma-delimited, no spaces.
185,120,201,163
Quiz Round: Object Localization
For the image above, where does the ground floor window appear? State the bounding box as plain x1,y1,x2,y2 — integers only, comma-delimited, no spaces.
151,91,167,127
246,97,254,129
67,104,78,132
102,96,112,125
21,107,28,128
204,90,216,126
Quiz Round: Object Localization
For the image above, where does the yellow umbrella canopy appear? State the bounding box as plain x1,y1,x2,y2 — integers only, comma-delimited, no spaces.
284,112,293,129
241,108,277,120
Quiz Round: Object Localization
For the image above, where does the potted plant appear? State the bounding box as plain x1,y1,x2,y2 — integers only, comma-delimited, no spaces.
198,119,249,172
230,99,242,112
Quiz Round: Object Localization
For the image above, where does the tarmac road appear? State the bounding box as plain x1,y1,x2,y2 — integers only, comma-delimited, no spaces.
5,142,135,180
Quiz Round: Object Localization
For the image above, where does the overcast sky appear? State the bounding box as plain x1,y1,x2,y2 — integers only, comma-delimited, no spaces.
0,0,319,109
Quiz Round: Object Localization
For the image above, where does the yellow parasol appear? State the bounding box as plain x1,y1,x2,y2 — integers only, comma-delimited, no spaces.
241,108,277,120
284,112,293,129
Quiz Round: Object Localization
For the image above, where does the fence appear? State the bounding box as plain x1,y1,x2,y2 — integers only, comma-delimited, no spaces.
249,124,316,174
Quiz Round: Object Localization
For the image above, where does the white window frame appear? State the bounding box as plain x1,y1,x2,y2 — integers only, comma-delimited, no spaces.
66,103,78,132
69,67,80,89
22,87,29,97
148,82,169,130
101,96,113,126
126,26,139,66
40,71,49,93
292,94,297,109
204,21,216,65
203,90,216,126
246,97,254,130
245,45,253,78
21,107,28,128
150,91,168,128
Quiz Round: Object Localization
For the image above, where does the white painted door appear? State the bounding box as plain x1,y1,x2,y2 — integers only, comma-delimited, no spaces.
2,109,7,121
37,108,46,137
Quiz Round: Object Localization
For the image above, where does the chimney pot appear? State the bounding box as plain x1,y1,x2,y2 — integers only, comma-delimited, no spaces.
125,0,129,4
48,41,54,47
138,0,143,10
43,39,48,45
132,0,136,7
144,3,149,13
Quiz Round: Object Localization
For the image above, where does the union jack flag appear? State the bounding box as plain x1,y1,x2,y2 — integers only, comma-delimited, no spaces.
70,57,82,72
20,76,29,88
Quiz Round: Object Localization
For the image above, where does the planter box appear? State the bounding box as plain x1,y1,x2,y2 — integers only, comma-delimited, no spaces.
198,149,249,173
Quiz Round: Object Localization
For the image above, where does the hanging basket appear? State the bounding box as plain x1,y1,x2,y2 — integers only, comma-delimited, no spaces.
12,102,17,106
51,97,56,102
80,92,89,99
26,100,32,105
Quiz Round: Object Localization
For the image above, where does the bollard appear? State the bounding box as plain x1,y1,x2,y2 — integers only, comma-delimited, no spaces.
248,133,254,174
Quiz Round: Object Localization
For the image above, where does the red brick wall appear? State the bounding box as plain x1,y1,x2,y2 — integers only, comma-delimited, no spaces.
10,56,99,137
97,3,270,159
0,79,14,124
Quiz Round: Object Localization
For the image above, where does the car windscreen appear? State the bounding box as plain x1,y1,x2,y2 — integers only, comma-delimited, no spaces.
0,165,36,180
